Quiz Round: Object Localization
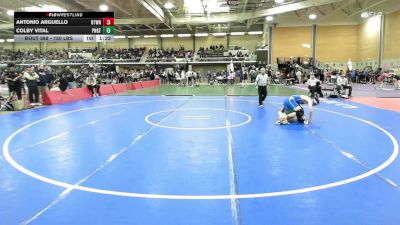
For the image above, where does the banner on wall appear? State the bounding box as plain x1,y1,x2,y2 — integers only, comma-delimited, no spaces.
68,52,93,59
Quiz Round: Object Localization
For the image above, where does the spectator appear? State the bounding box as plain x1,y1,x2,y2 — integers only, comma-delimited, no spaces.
307,75,323,99
296,70,303,84
44,65,55,89
337,73,352,97
36,65,51,100
351,70,356,83
186,70,193,87
23,66,41,106
179,70,186,86
395,73,400,90
61,66,75,89
57,74,69,92
85,74,100,97
4,63,23,100
250,68,256,83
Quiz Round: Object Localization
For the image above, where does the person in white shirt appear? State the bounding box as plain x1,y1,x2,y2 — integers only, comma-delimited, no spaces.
85,74,100,97
336,73,352,97
175,71,181,84
133,71,140,82
255,68,269,107
307,75,323,100
180,70,187,86
23,66,41,106
296,70,303,84
186,70,193,86
275,71,281,83
229,71,235,85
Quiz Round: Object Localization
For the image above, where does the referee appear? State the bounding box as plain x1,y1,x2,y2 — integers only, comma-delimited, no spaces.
255,68,268,107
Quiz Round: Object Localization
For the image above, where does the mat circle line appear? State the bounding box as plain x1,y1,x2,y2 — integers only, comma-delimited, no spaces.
145,107,252,130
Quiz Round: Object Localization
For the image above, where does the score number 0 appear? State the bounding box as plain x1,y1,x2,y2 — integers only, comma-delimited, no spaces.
102,18,115,34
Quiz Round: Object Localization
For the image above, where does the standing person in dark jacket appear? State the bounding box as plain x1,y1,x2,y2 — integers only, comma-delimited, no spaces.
150,69,156,80
4,63,23,100
23,66,41,106
62,66,75,89
36,65,50,100
54,73,68,92
44,65,55,89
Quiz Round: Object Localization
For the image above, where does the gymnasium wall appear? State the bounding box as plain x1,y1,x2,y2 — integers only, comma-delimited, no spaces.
229,35,263,52
383,10,400,60
130,37,158,49
0,42,13,50
316,25,358,62
194,36,228,50
357,16,380,62
162,37,193,50
271,26,313,64
103,39,130,49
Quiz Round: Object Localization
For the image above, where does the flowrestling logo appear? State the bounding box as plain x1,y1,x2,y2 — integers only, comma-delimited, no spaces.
321,99,358,109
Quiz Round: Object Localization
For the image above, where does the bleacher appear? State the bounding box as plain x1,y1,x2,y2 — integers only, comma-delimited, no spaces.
146,48,193,62
0,46,254,67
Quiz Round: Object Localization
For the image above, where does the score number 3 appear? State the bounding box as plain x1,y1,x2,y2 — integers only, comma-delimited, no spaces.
102,18,114,26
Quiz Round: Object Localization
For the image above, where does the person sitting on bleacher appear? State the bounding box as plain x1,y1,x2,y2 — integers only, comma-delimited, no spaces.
336,73,352,98
85,74,100,97
307,75,323,101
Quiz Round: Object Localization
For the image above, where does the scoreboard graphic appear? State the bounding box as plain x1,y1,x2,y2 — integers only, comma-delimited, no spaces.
14,12,114,42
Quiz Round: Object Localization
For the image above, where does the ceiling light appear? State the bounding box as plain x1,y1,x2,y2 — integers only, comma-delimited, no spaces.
302,43,311,48
6,39,14,42
275,0,284,3
160,34,174,38
230,32,245,36
164,2,174,9
361,12,369,18
212,32,227,36
184,0,230,14
99,4,109,11
309,14,317,20
266,16,274,21
6,10,14,16
144,35,157,38
195,33,208,37
114,35,126,39
128,36,140,38
0,39,5,42
178,34,191,37
248,31,263,35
